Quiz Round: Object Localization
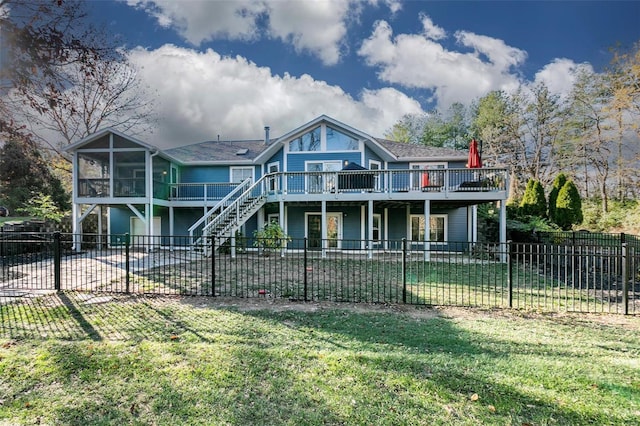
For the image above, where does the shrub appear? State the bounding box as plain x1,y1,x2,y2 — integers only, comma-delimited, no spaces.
548,173,568,223
519,179,547,218
253,222,291,255
554,180,583,230
18,193,64,223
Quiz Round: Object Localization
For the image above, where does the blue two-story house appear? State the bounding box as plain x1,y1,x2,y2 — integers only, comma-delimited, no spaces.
65,115,508,256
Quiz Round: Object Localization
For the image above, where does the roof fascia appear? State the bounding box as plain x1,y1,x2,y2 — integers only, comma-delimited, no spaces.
64,128,159,153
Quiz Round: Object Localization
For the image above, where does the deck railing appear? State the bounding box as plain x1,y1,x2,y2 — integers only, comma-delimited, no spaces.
164,168,507,201
76,169,508,201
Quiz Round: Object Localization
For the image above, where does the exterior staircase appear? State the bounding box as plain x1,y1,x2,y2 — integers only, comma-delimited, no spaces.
188,176,269,255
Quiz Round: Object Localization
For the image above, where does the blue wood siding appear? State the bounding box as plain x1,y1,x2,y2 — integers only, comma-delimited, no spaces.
446,207,468,243
109,207,131,235
364,146,382,166
180,166,229,183
266,149,284,169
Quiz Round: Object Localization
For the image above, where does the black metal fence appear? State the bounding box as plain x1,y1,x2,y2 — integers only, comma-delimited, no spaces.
1,232,638,315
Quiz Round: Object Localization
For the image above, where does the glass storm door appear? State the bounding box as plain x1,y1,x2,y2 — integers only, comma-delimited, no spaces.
307,213,342,249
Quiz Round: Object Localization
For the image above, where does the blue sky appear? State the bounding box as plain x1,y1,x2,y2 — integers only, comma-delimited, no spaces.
86,0,640,148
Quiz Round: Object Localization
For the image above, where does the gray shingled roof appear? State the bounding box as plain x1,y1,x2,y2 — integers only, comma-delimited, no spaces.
376,138,466,160
163,135,467,164
164,139,268,163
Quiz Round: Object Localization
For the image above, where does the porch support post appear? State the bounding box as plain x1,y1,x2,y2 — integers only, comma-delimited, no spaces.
384,207,389,250
230,230,236,259
360,205,365,250
72,203,81,252
367,199,374,259
279,201,285,230
145,203,151,252
424,200,431,262
97,206,103,248
321,200,327,259
499,200,507,262
169,206,174,250
467,206,472,245
257,207,265,229
257,207,265,256
406,204,411,250
472,205,478,244
281,202,287,257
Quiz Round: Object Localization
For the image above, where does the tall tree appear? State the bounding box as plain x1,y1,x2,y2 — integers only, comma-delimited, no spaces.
0,135,69,213
473,84,566,199
606,42,640,200
472,90,521,199
565,67,614,213
384,113,427,144
1,0,154,158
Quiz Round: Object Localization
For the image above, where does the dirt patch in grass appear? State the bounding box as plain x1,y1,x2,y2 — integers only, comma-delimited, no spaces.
176,294,640,329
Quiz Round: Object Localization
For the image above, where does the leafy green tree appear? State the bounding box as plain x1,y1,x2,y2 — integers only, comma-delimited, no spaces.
0,136,69,213
548,173,568,224
253,222,291,255
554,180,583,230
18,194,65,223
520,179,547,217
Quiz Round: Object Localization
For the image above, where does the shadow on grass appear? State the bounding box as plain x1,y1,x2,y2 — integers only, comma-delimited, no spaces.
0,292,637,425
0,292,215,342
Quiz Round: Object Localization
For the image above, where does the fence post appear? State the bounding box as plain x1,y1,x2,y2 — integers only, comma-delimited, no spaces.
507,240,513,308
303,237,308,302
211,236,216,297
622,243,629,315
125,233,130,294
402,238,407,304
53,232,61,292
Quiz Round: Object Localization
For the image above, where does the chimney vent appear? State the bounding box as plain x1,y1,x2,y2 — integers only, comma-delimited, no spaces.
264,126,270,145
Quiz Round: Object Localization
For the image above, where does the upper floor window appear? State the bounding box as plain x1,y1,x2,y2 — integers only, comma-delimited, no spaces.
289,127,321,152
326,127,358,151
231,167,253,183
288,124,361,152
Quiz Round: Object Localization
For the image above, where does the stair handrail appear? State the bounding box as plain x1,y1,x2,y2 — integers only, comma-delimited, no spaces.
188,178,251,238
200,173,271,240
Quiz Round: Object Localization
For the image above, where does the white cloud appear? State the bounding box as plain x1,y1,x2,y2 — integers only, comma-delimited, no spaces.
128,44,424,148
266,0,352,65
358,18,527,109
125,0,402,66
125,0,264,43
534,58,594,98
420,13,446,41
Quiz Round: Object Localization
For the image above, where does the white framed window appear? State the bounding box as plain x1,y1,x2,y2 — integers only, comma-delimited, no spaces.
288,126,321,152
287,124,362,153
267,161,280,192
369,160,382,191
305,160,342,193
372,213,381,242
267,213,279,224
410,162,447,189
410,214,448,243
230,166,254,183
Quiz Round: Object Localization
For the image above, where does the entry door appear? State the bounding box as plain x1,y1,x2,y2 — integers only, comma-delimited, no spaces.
131,217,162,246
306,161,341,193
306,213,342,249
267,162,279,192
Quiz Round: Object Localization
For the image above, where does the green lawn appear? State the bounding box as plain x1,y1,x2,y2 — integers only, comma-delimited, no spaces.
0,293,639,425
